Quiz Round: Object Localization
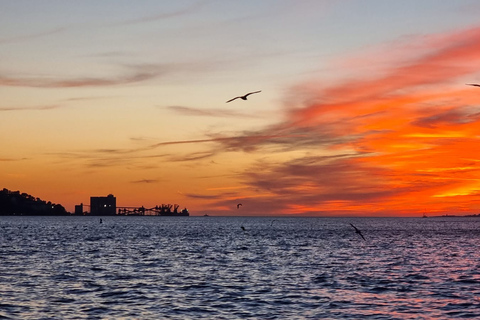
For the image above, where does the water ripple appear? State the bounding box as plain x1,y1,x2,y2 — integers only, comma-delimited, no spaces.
2,216,480,319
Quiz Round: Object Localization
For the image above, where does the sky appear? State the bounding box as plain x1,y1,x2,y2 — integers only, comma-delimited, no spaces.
2,0,480,217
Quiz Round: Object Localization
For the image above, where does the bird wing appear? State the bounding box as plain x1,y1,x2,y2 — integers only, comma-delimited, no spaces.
467,84,480,87
226,96,240,103
350,223,366,240
245,90,261,97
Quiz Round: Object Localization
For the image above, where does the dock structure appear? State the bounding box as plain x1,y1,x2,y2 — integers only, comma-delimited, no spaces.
76,194,189,216
117,204,189,216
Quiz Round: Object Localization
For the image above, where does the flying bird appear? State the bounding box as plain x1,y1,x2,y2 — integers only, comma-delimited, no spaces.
241,226,246,231
237,203,242,209
226,90,261,103
466,83,480,87
350,223,366,241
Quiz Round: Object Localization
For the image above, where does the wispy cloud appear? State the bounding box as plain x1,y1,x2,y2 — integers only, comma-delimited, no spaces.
116,0,210,25
51,150,169,169
184,193,226,200
166,105,259,118
0,105,61,111
411,107,480,128
0,157,28,162
0,96,111,112
0,61,216,88
51,134,292,168
131,179,159,184
0,27,65,44
0,66,163,88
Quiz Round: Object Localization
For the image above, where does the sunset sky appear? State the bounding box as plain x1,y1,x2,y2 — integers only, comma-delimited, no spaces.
2,0,480,216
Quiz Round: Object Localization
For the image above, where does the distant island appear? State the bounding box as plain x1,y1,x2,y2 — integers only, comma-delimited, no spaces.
432,214,480,218
0,188,68,216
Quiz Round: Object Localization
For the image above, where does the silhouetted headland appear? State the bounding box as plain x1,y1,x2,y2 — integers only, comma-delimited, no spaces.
0,188,68,216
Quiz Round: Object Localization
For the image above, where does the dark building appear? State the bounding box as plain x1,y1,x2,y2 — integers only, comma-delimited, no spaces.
75,203,84,215
90,194,116,215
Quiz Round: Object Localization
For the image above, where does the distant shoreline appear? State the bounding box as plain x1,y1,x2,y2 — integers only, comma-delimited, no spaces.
1,213,480,218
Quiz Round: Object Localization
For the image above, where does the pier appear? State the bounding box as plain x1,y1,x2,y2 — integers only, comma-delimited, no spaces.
117,204,189,216
75,195,189,216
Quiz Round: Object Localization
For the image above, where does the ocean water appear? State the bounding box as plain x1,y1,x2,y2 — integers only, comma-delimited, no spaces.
1,216,480,319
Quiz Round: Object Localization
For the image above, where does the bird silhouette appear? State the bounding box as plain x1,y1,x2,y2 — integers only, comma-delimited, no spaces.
350,223,366,241
237,203,242,209
241,226,246,231
466,83,480,87
226,90,261,103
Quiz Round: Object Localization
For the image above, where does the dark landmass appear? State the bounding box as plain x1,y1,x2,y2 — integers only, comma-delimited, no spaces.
0,188,68,216
424,214,480,218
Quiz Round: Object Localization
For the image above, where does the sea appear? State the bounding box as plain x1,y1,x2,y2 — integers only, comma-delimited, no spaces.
1,216,480,319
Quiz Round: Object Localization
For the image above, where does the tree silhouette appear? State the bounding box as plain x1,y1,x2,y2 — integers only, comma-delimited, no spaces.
0,188,68,215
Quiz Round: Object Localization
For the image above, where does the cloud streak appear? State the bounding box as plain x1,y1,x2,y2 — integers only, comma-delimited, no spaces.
0,105,61,112
51,132,303,169
0,67,163,88
131,179,159,184
0,157,28,162
0,61,218,89
166,105,259,118
0,27,65,44
116,0,210,25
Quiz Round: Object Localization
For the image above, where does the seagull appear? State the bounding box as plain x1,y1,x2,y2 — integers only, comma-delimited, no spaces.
350,223,366,241
237,203,242,209
226,90,261,103
466,83,480,87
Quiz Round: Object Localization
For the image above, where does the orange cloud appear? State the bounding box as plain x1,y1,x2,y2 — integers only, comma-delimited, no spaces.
198,25,480,216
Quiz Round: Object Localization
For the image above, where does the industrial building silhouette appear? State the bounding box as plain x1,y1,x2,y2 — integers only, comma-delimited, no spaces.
74,194,189,216
90,194,116,215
